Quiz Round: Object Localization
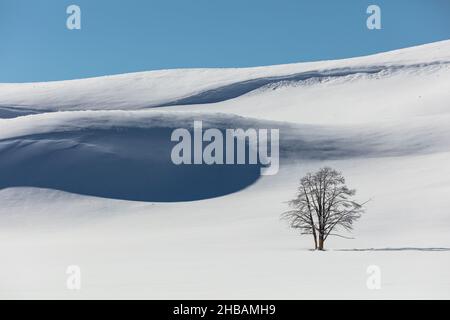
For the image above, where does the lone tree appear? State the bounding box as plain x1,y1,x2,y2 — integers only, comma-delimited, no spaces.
281,167,365,250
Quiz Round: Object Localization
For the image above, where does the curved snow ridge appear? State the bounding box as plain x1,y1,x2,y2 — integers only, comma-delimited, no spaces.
157,62,449,107
250,63,447,93
1,110,449,202
1,109,450,157
0,40,449,114
0,110,254,140
0,106,48,119
0,62,448,118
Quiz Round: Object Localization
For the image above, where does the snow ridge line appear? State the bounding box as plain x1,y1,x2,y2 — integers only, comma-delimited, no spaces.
0,60,449,118
155,61,449,107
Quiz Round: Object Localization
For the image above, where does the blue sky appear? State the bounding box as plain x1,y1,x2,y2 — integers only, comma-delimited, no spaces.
1,0,449,82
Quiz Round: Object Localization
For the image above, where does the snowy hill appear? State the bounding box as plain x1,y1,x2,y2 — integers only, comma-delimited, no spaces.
0,40,450,299
1,40,449,116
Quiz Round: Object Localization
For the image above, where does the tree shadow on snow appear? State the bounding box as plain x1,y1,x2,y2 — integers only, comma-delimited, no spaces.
334,247,450,252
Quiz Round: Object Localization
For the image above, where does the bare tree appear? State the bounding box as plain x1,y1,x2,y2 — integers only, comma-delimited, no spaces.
281,167,366,250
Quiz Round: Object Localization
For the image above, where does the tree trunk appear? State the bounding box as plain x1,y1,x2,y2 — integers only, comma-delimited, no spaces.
312,232,318,250
318,236,324,250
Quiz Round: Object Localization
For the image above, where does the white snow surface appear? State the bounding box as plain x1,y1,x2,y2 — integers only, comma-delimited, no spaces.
0,40,450,299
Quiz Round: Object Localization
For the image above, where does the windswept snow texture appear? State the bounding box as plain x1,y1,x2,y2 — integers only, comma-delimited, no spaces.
1,40,450,299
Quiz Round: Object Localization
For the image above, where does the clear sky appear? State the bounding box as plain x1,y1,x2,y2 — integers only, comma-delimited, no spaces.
1,0,449,82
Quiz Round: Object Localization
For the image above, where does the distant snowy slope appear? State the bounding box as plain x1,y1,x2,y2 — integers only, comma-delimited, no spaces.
166,63,450,124
0,40,449,114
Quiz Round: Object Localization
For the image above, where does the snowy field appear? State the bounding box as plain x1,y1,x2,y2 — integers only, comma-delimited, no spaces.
0,40,450,299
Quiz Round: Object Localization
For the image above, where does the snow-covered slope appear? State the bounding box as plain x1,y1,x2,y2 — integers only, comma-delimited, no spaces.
0,40,450,299
0,40,449,115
